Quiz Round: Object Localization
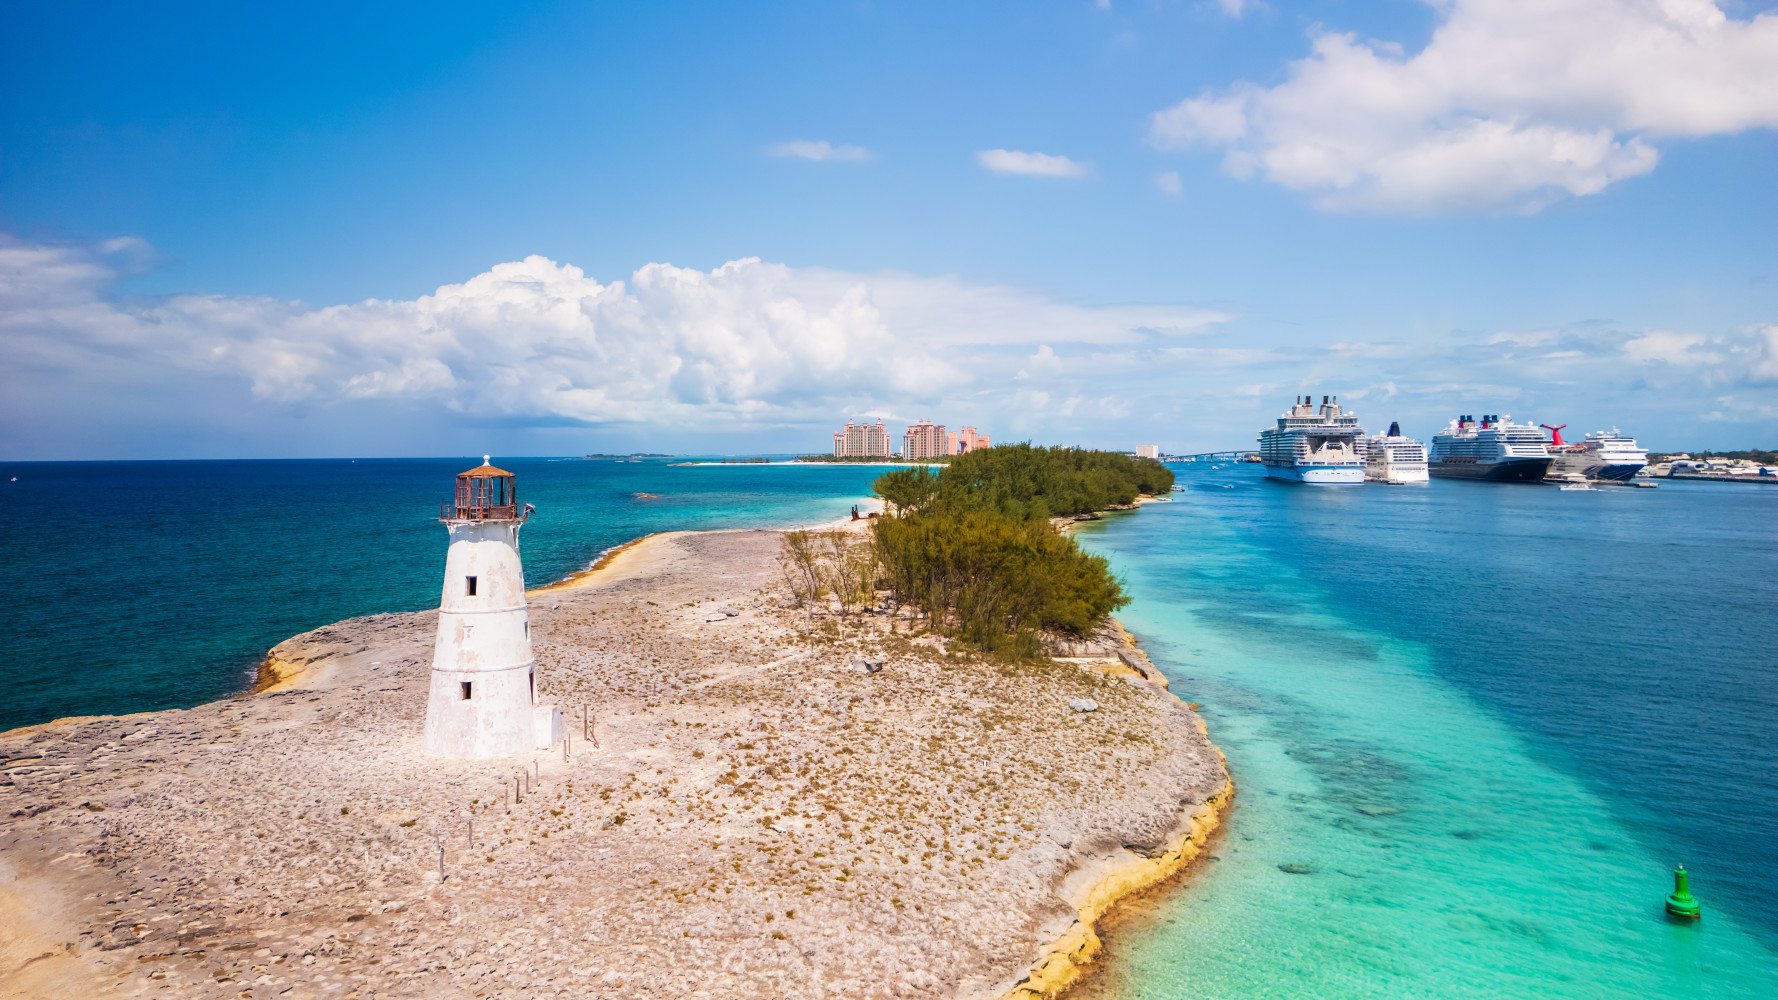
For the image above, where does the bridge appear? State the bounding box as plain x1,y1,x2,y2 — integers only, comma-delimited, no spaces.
1167,450,1258,462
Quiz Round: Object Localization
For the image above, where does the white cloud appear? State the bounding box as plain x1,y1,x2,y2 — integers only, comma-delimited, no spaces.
0,236,1224,441
1216,0,1253,17
1154,170,1183,196
6,234,1772,455
767,139,872,162
977,149,1089,178
1622,330,1717,364
1150,0,1778,212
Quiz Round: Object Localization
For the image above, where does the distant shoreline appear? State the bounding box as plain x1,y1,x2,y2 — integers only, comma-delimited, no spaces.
675,460,928,467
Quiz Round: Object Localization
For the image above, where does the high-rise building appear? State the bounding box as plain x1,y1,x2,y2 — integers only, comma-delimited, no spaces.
1136,445,1159,459
902,420,948,460
832,419,892,458
955,427,990,454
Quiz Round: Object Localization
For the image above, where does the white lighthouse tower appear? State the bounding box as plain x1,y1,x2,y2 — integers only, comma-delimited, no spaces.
423,458,564,758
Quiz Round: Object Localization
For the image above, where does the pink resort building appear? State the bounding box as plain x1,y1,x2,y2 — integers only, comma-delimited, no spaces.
833,419,991,460
901,420,947,460
952,427,990,455
833,419,893,458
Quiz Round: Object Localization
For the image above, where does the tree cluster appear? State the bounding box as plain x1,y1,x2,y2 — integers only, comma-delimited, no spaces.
872,443,1172,521
870,511,1126,657
858,445,1170,656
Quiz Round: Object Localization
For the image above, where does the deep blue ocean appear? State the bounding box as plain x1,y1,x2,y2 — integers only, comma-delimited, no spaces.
0,458,882,733
4,456,1773,994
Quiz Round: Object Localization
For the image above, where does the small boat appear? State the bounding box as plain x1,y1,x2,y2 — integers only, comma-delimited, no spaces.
1558,482,1595,491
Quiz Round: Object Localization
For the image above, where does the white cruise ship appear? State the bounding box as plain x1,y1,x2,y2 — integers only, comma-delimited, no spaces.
1258,395,1365,483
1542,425,1648,481
1428,414,1552,482
1365,422,1429,483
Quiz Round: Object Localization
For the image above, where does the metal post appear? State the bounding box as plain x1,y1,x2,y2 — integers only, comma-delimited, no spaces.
467,818,473,849
534,761,539,787
583,705,588,741
438,842,445,882
591,709,599,749
565,734,570,762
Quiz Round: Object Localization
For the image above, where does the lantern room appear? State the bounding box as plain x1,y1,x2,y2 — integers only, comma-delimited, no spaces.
440,456,528,522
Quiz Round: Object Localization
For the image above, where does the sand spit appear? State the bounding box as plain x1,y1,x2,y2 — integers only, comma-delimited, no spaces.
1,529,1227,1000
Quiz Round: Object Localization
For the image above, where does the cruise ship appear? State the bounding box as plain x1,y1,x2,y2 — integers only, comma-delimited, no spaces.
1428,414,1552,481
1365,422,1429,483
1258,395,1365,483
1541,425,1649,481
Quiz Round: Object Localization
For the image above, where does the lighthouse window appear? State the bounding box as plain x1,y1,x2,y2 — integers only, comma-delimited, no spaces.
460,681,472,701
465,575,478,596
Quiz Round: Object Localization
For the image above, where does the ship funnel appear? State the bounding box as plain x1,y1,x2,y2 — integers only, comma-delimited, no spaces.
1388,421,1400,437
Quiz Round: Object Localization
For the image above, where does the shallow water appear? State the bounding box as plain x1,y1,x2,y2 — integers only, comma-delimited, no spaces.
1073,466,1777,997
0,458,881,732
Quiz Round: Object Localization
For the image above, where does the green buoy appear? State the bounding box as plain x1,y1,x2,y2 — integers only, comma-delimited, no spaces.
1664,865,1701,920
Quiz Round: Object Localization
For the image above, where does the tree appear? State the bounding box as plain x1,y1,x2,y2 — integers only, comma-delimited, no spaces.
777,530,824,617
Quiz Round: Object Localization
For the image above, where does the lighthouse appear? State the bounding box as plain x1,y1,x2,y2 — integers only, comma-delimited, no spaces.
423,458,565,758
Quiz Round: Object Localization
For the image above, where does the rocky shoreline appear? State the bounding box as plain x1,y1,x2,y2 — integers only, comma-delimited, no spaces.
2,526,1228,1000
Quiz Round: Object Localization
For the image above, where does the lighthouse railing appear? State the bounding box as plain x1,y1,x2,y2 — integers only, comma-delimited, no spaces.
439,501,523,521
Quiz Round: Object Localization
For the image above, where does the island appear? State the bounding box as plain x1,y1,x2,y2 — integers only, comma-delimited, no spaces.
2,451,1229,1000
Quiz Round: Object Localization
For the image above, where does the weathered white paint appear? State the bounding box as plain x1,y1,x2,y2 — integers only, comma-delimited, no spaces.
533,704,566,749
423,517,561,757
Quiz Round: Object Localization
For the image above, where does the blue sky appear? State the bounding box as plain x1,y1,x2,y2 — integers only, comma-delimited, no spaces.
2,0,1775,458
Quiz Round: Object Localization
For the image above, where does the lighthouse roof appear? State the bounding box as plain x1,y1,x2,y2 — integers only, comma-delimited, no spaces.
459,455,513,477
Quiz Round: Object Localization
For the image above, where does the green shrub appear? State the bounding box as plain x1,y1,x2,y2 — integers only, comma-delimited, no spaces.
876,443,1172,520
871,509,1127,650
865,445,1162,651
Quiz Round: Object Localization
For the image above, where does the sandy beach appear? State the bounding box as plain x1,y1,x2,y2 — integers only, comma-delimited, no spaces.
1,525,1228,1000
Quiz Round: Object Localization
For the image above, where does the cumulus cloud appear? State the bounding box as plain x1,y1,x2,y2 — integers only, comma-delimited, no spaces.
0,235,1225,446
976,149,1089,178
767,139,872,162
1154,170,1183,196
5,234,1770,455
1150,0,1778,212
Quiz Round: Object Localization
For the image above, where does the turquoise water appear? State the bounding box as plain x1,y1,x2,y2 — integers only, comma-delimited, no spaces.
1074,465,1777,997
7,456,1774,995
0,458,882,733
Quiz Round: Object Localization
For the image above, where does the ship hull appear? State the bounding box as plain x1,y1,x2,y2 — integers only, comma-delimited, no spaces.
1264,464,1364,484
1429,457,1552,482
1593,463,1644,481
1548,452,1646,481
